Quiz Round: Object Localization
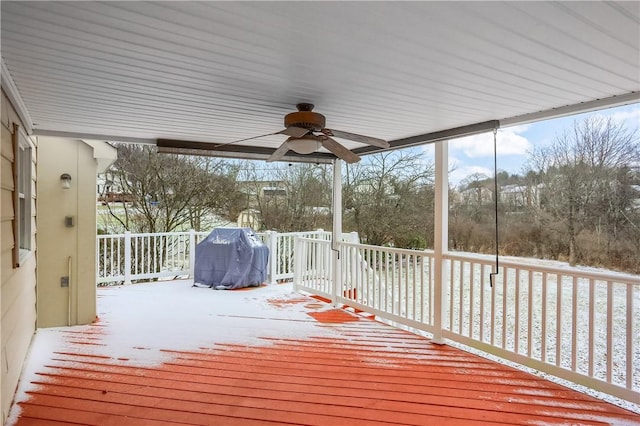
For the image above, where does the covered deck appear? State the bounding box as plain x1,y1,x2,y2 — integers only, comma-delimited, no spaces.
8,280,639,425
2,3,639,425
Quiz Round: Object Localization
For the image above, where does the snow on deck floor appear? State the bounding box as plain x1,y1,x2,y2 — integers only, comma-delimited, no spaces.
7,280,640,425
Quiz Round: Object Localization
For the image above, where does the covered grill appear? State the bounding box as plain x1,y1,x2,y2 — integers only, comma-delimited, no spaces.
194,228,269,290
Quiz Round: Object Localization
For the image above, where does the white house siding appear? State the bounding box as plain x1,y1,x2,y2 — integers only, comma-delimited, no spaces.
0,90,37,423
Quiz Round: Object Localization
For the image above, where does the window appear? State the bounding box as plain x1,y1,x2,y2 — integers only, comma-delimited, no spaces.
13,124,32,266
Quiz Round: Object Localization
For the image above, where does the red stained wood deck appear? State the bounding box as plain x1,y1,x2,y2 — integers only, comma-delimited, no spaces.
8,282,640,426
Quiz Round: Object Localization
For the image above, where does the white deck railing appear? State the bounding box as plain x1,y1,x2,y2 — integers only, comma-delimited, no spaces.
97,230,639,404
442,253,639,404
97,231,202,285
97,229,333,285
262,230,333,284
293,236,639,405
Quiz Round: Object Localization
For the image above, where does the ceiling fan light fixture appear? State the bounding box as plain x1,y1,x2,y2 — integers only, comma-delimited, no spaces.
287,137,321,155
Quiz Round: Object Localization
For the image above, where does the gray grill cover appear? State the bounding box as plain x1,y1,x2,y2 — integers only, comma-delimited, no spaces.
194,228,269,289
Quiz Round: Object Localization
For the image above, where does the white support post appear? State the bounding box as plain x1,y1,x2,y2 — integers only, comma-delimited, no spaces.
293,235,302,292
433,140,449,344
266,231,278,285
189,229,196,280
331,159,343,307
124,231,132,285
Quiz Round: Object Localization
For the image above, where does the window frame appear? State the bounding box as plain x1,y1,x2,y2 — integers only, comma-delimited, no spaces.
12,123,33,267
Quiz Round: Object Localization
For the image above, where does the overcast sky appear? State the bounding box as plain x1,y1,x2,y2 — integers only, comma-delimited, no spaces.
429,102,640,186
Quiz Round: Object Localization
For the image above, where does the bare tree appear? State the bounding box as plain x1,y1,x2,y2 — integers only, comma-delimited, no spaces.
100,144,243,233
240,162,333,232
528,116,639,265
344,151,434,247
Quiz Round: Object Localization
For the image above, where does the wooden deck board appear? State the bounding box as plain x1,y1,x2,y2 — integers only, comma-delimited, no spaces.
8,283,640,426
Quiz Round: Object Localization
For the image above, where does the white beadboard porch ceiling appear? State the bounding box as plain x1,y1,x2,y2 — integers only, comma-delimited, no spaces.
1,1,639,162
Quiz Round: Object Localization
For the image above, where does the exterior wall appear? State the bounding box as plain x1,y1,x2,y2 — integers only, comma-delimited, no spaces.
1,90,37,423
36,137,110,328
237,209,262,229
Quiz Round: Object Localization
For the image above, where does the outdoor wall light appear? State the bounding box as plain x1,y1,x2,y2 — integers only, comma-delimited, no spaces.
60,173,72,189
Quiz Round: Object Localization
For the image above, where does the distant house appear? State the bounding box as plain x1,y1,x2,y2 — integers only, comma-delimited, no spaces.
262,186,287,197
237,180,287,208
237,209,262,229
501,184,542,211
458,184,493,205
236,180,287,229
455,182,542,212
97,171,133,204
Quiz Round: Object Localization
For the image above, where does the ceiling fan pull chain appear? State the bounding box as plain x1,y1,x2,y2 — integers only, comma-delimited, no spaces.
489,128,499,288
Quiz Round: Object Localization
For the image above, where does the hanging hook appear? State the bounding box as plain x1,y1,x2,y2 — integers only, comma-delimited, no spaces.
489,128,499,288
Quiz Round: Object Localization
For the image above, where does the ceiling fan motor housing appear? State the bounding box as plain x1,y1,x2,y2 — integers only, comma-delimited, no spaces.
284,103,326,131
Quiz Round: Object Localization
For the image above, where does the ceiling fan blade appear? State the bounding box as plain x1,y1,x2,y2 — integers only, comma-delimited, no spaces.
212,127,307,148
319,136,361,164
213,132,279,148
266,141,291,162
322,128,389,148
280,126,309,138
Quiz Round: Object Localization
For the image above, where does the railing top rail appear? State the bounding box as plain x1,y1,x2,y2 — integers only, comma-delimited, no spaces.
319,238,639,285
98,234,126,239
275,230,331,237
99,230,331,239
98,231,194,238
444,251,640,285
296,236,331,243
339,240,435,257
